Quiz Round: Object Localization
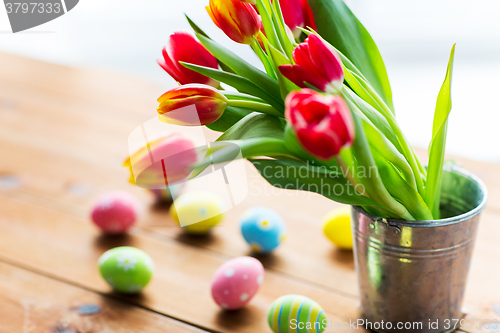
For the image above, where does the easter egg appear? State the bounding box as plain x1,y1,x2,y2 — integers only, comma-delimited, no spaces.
268,295,327,333
240,207,286,253
91,191,140,234
170,191,225,234
211,256,264,310
322,207,353,250
98,246,154,294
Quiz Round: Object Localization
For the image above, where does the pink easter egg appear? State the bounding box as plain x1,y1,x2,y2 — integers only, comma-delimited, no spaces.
91,191,140,234
211,256,264,310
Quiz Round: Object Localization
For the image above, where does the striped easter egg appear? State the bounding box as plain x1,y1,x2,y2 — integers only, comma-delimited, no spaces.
268,295,327,333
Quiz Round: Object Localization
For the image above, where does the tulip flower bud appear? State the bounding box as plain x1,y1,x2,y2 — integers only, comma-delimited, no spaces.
159,32,219,87
300,0,316,31
124,133,198,187
278,0,305,39
157,84,228,126
285,89,354,160
207,0,262,45
237,0,256,4
279,34,344,93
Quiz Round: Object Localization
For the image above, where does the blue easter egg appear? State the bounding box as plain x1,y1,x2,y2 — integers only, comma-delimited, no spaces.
240,207,286,253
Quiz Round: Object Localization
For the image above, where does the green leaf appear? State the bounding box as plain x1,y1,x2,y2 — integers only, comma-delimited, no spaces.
223,91,270,103
250,159,382,206
180,62,284,111
343,69,386,116
349,111,415,220
251,38,277,80
184,14,235,74
357,114,432,220
424,44,456,219
343,87,401,154
357,114,413,187
206,107,251,132
196,33,283,107
255,0,284,54
372,152,432,221
343,74,426,195
217,112,285,141
355,18,394,111
307,0,394,111
189,138,296,178
185,14,209,38
271,0,295,59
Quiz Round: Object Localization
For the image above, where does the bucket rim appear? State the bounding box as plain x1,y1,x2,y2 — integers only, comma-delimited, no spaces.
353,165,488,227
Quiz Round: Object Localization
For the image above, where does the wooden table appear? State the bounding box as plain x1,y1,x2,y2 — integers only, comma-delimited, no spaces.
0,52,499,333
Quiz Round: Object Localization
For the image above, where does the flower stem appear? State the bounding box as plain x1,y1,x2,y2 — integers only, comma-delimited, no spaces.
346,72,426,195
189,138,298,179
361,84,426,195
335,155,367,197
250,40,277,80
228,100,283,117
350,112,415,220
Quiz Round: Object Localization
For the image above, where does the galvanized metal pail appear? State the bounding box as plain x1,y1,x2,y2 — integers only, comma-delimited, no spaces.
351,166,487,333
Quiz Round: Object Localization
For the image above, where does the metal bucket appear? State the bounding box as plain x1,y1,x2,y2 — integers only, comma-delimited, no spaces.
351,166,488,333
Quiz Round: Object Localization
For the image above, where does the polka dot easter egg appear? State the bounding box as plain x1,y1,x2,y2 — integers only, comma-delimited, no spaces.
322,207,353,250
98,246,154,294
268,295,327,333
211,256,264,310
170,191,225,234
91,191,140,234
240,207,286,253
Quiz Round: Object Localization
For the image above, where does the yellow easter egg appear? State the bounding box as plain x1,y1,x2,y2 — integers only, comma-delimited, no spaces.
322,207,353,250
170,191,225,234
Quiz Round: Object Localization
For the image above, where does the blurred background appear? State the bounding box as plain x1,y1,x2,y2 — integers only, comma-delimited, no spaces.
1,0,499,162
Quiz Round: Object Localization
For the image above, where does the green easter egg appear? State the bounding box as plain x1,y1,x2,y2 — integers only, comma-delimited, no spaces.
268,295,327,333
98,246,154,294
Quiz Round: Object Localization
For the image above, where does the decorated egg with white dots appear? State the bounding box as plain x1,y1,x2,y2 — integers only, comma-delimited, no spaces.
268,295,327,333
98,246,154,294
211,256,264,310
91,191,140,234
240,207,286,253
170,191,226,234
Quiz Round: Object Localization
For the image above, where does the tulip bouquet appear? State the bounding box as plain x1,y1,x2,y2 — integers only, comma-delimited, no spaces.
137,0,457,221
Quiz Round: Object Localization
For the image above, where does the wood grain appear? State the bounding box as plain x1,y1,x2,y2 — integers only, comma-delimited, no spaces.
0,261,207,333
0,194,364,332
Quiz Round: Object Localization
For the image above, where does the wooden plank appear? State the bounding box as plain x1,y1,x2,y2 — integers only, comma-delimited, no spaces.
0,52,161,113
0,261,207,333
0,188,498,332
0,194,364,333
1,172,499,333
0,129,359,297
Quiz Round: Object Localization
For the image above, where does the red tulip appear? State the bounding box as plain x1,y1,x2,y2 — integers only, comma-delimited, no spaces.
279,34,343,93
157,84,228,126
285,89,354,159
207,0,262,44
158,32,219,87
300,0,316,31
124,133,197,187
277,0,305,39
